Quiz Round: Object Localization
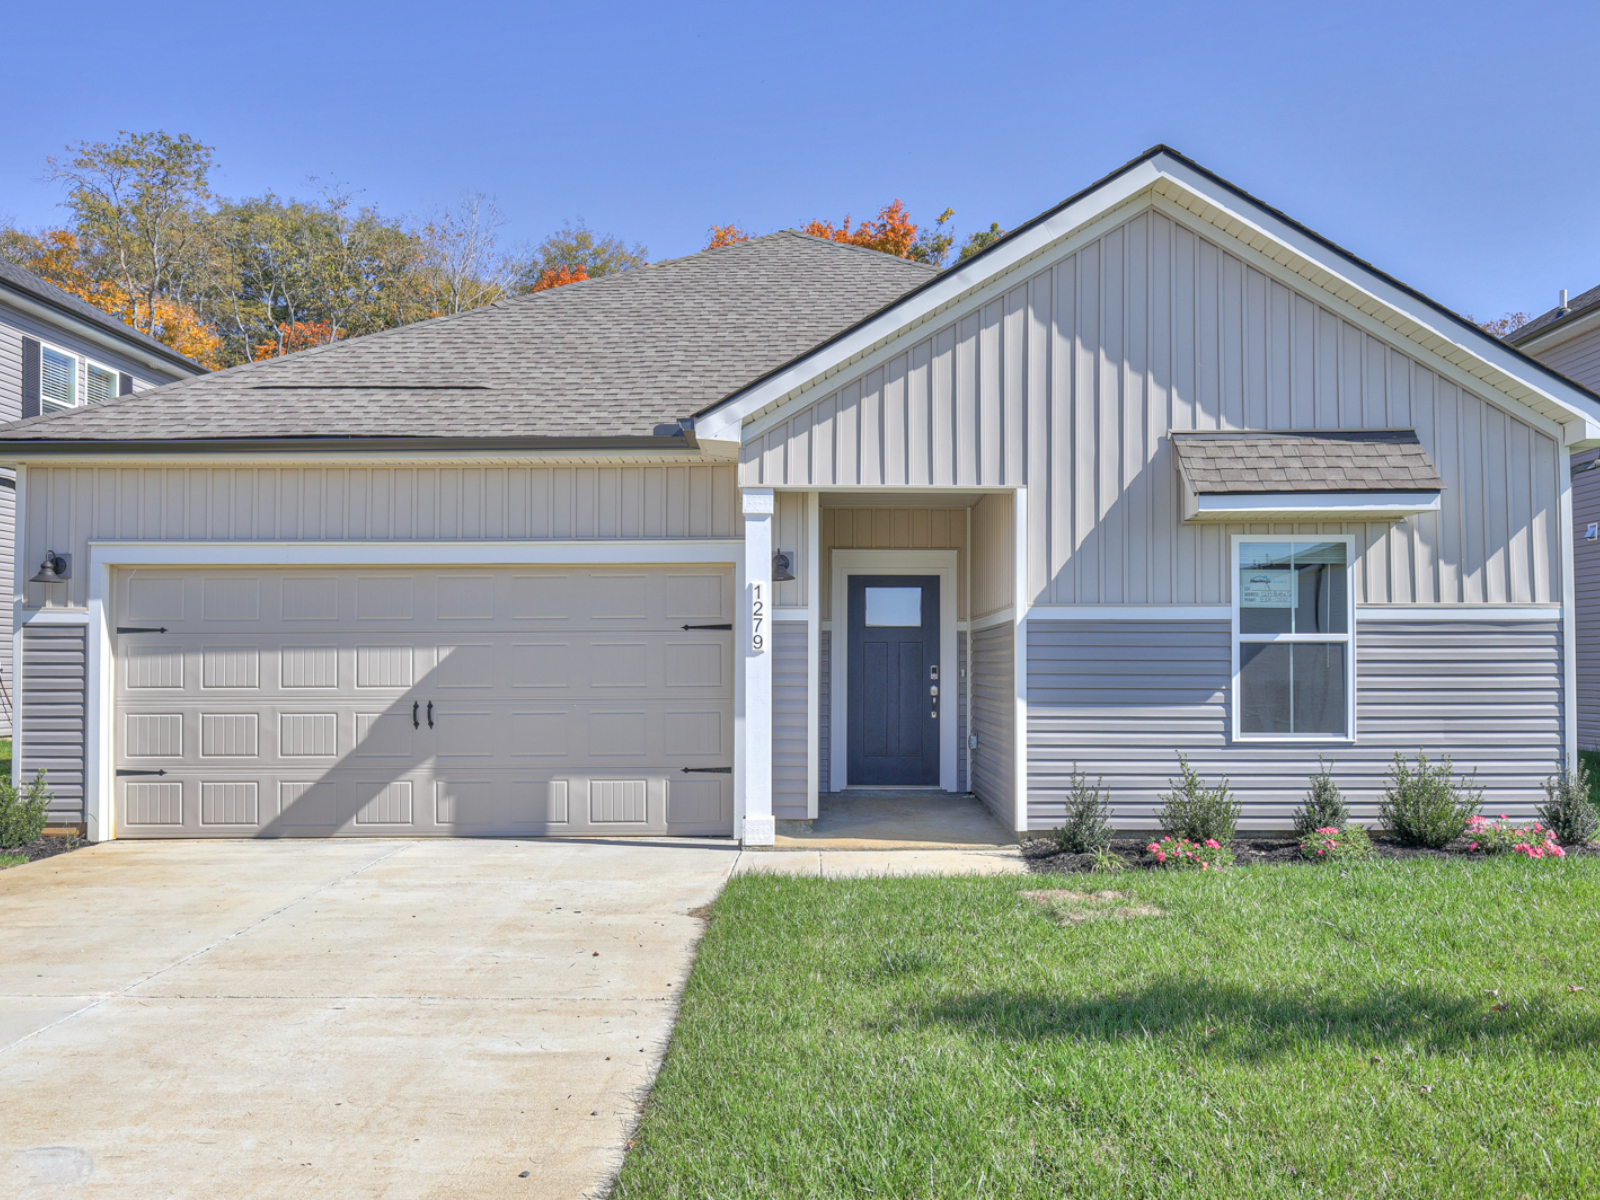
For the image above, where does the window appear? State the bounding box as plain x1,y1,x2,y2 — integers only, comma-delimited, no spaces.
864,587,923,627
86,361,118,405
1233,537,1354,740
41,346,77,412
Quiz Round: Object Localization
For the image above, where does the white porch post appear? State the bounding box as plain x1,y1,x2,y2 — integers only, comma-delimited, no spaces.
741,487,776,845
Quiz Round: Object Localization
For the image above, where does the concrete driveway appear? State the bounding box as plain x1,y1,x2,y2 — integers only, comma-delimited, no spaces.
0,838,737,1199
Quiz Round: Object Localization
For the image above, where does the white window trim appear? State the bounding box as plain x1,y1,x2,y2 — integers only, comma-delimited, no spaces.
39,341,80,413
85,359,120,406
1230,533,1357,744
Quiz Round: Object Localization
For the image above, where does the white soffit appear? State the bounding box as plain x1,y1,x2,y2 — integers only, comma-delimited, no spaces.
702,150,1600,446
1183,491,1443,523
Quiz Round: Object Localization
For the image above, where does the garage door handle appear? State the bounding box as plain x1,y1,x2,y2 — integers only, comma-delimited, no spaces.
116,768,167,777
427,701,434,728
681,766,732,774
117,626,168,634
682,623,732,631
412,701,419,729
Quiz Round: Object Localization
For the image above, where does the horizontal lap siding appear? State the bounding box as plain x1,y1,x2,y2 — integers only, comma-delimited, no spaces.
1027,618,1562,830
742,209,1561,610
20,624,87,821
818,631,831,793
0,481,12,736
21,464,742,610
971,623,1014,822
773,621,808,819
957,630,968,793
1571,452,1600,749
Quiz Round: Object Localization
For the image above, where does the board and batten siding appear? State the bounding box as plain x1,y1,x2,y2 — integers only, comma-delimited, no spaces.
19,464,742,610
773,621,809,819
819,505,969,620
1026,618,1563,829
742,208,1562,608
18,622,87,822
971,622,1014,822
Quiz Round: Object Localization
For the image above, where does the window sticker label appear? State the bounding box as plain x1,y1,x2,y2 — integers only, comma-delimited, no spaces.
1240,568,1295,608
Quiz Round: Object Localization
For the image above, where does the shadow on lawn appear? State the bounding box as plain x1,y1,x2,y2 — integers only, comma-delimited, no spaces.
906,978,1600,1059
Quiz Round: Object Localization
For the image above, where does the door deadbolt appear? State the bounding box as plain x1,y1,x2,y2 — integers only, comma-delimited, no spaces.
930,685,939,697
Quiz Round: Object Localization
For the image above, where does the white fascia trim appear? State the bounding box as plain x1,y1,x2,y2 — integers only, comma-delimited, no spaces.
696,163,1167,443
0,291,198,380
14,449,721,469
970,607,1016,630
83,539,743,567
1028,604,1231,621
1191,492,1442,520
1152,159,1600,430
1357,605,1563,621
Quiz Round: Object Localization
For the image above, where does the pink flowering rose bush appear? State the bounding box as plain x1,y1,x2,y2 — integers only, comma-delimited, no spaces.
1145,836,1233,871
1465,814,1567,860
1297,824,1374,863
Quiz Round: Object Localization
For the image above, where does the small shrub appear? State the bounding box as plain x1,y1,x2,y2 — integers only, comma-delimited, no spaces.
1292,758,1349,837
1378,751,1482,848
1089,845,1126,875
1048,764,1114,853
1539,762,1600,846
0,770,51,849
1298,825,1374,863
1157,755,1240,845
1145,835,1233,871
1466,815,1566,860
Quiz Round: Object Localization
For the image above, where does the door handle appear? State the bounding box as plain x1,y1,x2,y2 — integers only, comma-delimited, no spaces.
412,701,419,729
427,701,434,728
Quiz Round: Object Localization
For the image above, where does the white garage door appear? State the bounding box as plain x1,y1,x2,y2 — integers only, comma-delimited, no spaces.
113,565,734,838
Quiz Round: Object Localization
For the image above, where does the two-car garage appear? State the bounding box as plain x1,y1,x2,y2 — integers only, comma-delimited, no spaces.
110,564,735,838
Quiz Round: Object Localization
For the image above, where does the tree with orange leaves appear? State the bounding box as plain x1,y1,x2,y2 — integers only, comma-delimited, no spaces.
253,320,343,361
529,264,591,292
704,224,750,250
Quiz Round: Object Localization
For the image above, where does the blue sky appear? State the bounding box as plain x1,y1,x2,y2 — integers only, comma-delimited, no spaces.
3,0,1595,323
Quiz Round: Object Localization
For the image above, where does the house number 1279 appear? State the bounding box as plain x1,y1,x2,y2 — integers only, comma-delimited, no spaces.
750,582,766,653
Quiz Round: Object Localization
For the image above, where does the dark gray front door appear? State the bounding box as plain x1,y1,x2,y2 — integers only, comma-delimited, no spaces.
847,575,939,786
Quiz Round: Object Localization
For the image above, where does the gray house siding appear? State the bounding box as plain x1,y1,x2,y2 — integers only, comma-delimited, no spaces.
1526,325,1600,392
971,622,1014,823
1574,451,1600,750
818,630,831,793
773,621,808,818
1027,617,1563,830
742,209,1564,609
18,622,87,822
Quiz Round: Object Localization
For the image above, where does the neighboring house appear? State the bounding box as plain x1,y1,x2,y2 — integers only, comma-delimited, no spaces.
0,262,204,752
0,146,1596,844
1508,291,1600,750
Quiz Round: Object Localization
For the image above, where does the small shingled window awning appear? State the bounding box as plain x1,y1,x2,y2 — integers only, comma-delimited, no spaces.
1170,429,1444,522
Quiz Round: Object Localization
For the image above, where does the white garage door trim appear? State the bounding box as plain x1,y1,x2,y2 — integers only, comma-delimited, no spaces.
83,540,743,841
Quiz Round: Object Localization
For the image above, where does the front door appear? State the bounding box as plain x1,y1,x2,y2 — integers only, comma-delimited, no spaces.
846,575,939,786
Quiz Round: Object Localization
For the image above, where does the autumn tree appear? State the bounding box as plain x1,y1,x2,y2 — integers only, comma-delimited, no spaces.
1473,312,1530,338
415,192,512,315
798,201,960,266
512,219,646,293
959,222,1007,261
704,224,750,250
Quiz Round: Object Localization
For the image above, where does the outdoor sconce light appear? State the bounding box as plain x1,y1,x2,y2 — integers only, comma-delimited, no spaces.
771,550,796,582
30,551,71,583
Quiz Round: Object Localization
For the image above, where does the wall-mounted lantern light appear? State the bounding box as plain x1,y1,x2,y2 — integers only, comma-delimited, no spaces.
31,550,71,583
771,550,796,582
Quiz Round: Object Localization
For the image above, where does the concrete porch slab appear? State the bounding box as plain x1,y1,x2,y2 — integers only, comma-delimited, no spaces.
772,790,1018,850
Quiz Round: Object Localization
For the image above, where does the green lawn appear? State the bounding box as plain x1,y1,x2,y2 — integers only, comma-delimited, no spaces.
615,859,1600,1199
1581,749,1600,811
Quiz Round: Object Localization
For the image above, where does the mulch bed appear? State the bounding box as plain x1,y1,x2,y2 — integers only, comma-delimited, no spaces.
1023,835,1600,875
3,835,86,866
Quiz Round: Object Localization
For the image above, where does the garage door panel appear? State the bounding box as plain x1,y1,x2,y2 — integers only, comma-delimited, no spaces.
115,565,735,838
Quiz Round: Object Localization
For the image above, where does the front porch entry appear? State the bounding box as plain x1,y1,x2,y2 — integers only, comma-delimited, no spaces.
775,789,1017,849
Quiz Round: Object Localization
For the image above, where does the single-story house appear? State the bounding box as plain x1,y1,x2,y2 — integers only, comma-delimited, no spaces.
2,146,1596,844
0,262,205,745
1507,290,1600,751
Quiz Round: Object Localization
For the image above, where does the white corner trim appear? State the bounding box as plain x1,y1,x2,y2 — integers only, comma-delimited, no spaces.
1027,604,1232,621
1356,604,1563,621
828,548,959,793
741,488,775,515
83,539,743,567
1011,486,1029,835
1188,492,1441,521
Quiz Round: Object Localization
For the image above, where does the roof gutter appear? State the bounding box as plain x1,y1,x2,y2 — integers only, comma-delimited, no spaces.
0,433,704,461
0,285,205,378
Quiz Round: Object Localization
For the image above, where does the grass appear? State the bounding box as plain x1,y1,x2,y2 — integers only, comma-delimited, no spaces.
0,737,10,781
0,854,24,870
1580,748,1600,811
615,859,1600,1199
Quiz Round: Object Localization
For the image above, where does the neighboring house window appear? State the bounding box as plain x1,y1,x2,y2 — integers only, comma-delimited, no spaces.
86,361,119,405
1232,535,1355,741
41,345,77,412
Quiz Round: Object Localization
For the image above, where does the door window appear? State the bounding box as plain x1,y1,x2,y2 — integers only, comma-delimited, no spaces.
864,587,922,627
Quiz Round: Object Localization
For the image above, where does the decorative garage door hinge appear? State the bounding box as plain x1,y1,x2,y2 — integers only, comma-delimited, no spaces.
116,768,167,777
117,626,169,634
681,766,733,773
681,623,732,631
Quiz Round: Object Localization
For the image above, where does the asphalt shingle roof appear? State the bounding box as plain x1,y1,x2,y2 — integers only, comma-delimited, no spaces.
1171,430,1444,494
1508,283,1600,347
0,259,204,374
0,232,937,444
